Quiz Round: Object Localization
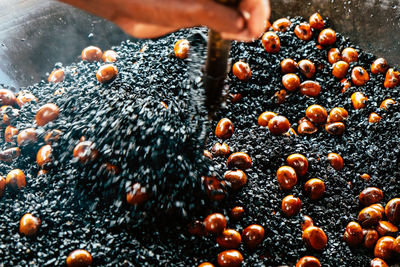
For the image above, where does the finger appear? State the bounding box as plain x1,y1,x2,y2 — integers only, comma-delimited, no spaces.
116,0,245,35
194,0,245,34
113,17,179,39
239,0,270,38
220,31,255,42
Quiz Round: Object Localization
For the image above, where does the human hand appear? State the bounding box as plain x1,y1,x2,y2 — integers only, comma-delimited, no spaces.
60,0,270,41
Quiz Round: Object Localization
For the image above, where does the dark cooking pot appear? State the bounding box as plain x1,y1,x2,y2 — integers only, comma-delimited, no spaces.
0,0,399,88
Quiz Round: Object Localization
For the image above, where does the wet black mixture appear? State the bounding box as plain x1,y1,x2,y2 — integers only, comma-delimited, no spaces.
0,16,399,266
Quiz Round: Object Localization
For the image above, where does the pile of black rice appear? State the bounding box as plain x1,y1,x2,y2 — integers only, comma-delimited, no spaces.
0,16,399,266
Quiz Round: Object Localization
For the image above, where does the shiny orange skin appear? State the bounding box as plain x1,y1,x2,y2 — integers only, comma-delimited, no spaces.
5,125,18,142
340,78,351,93
328,48,341,65
369,113,381,123
187,220,206,236
230,206,245,221
327,153,343,170
370,258,389,267
276,166,297,190
268,115,290,135
294,23,313,41
325,122,345,135
174,39,190,59
286,154,308,177
16,90,37,107
299,81,321,97
305,105,327,124
48,69,65,83
318,29,336,46
297,59,315,79
258,111,277,127
17,128,37,146
304,178,325,200
272,18,291,32
0,147,21,162
100,163,119,176
284,127,297,137
44,129,62,145
198,262,214,267
302,226,328,250
359,187,383,206
0,105,19,125
6,169,25,190
203,213,226,234
360,173,371,182
217,229,241,249
202,176,226,201
380,99,395,110
203,149,213,159
393,235,400,254
370,58,389,75
66,249,93,267
282,195,301,217
224,170,247,190
275,89,287,104
126,183,148,206
229,93,242,104
351,92,368,109
358,207,382,228
215,118,234,139
332,61,349,79
81,46,102,61
374,236,395,261
297,120,317,135
282,74,300,91
0,89,16,107
35,103,60,126
351,66,369,86
341,48,358,63
0,176,5,197
328,108,348,123
227,152,252,170
217,250,243,267
96,64,118,83
370,203,385,215
383,68,400,88
36,145,52,168
262,32,281,53
232,61,251,81
298,59,316,79
211,142,230,157
73,141,99,164
343,221,363,246
385,198,400,224
281,58,297,73
242,224,265,248
301,215,314,231
309,12,324,29
363,229,379,249
295,256,321,267
376,221,398,236
102,50,118,62
37,169,48,176
19,213,41,237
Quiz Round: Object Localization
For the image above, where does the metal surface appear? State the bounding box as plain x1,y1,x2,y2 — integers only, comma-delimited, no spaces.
0,0,399,88
0,0,129,88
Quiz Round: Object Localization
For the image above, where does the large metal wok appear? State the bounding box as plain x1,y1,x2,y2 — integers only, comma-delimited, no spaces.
0,0,399,88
